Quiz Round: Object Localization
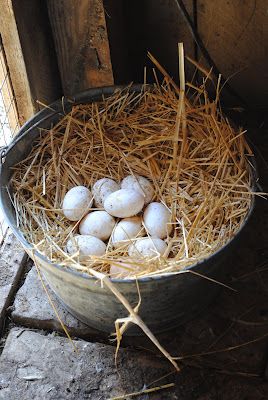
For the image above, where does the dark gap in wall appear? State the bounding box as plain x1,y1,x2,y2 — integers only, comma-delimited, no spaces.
104,0,195,86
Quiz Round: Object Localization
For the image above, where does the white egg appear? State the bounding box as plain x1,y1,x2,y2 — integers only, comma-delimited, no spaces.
104,189,144,218
110,262,140,279
121,175,154,204
111,216,143,248
128,237,168,258
79,211,115,240
92,178,120,208
62,186,93,221
143,202,172,239
66,235,106,261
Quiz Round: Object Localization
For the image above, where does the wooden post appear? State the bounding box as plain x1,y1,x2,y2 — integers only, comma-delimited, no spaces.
0,0,35,123
47,0,114,95
0,0,62,123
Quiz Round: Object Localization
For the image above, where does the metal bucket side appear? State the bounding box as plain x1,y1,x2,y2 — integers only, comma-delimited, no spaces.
0,85,257,335
27,245,228,334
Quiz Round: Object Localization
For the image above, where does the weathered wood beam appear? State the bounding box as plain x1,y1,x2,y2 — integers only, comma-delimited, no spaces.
0,0,35,123
12,0,62,109
0,0,62,124
47,0,114,96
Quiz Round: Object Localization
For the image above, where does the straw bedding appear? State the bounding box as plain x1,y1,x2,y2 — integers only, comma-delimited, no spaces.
10,63,254,279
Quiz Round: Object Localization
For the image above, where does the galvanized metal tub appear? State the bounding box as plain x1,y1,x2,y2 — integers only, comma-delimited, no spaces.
0,85,257,335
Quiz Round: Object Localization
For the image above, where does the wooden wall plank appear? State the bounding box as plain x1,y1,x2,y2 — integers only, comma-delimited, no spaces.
47,0,114,95
0,0,35,123
1,0,266,112
0,0,62,124
12,0,62,109
197,0,268,106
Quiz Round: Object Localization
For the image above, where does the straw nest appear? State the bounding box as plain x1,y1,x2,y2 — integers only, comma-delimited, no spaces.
11,57,254,279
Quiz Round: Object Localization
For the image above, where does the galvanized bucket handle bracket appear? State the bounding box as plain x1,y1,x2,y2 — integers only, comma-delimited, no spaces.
0,146,7,165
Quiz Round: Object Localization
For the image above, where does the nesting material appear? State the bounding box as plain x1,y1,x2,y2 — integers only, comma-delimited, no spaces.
11,66,253,279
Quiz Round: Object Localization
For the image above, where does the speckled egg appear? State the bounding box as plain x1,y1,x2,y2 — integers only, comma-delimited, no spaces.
128,237,168,258
79,211,115,241
121,175,154,204
104,189,144,218
66,235,106,261
143,202,172,239
62,186,93,221
111,216,143,248
92,178,120,208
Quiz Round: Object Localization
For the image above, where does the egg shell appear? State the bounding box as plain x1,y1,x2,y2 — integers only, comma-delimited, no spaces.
62,186,93,221
110,262,140,279
104,189,145,218
66,235,106,261
112,216,143,248
92,178,120,208
143,202,172,239
121,175,154,204
79,211,115,240
128,237,168,258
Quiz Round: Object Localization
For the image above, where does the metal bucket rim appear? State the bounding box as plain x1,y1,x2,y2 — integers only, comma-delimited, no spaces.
0,84,258,284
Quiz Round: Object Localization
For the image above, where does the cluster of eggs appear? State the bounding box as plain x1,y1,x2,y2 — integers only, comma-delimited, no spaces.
62,175,172,277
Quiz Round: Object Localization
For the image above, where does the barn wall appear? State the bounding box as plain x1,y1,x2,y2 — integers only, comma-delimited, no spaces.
105,0,268,108
0,0,267,123
104,0,194,85
198,0,268,108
